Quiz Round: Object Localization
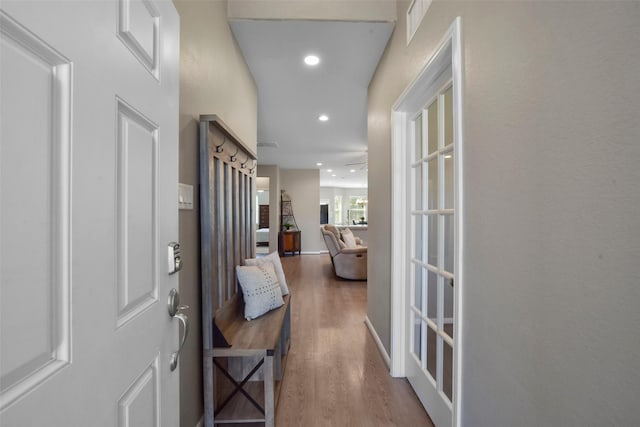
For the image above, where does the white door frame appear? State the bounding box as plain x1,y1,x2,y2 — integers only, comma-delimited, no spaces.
390,17,464,426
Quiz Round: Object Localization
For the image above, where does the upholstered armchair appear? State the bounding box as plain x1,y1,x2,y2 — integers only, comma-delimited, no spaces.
321,225,367,280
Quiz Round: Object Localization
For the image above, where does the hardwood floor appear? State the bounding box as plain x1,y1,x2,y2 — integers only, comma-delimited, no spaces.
272,254,434,427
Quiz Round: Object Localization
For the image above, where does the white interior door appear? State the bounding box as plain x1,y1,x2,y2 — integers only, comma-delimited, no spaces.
405,82,455,427
0,1,181,425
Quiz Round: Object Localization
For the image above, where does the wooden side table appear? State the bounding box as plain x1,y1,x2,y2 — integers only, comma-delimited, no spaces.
278,230,301,256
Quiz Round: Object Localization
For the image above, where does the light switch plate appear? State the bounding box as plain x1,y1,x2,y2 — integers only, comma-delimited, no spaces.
178,183,193,210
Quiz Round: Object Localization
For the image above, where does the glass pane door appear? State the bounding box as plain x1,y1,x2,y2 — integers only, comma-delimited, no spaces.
407,83,455,418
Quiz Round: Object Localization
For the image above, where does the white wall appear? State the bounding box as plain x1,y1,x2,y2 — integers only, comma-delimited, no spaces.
257,191,269,206
281,169,324,253
319,187,340,224
368,1,640,425
173,1,257,425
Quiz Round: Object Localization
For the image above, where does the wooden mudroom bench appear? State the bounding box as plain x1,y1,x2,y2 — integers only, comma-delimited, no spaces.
203,293,291,427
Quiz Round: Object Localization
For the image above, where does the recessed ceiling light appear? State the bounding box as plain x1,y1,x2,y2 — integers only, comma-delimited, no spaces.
304,55,320,66
331,174,337,177
318,114,329,122
316,162,323,166
327,169,333,173
350,169,356,173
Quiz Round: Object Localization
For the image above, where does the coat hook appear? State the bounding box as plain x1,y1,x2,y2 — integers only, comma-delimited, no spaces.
215,136,227,153
240,155,250,169
229,146,239,162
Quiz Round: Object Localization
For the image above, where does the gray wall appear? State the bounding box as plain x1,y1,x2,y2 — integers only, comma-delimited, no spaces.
281,169,323,253
368,1,640,425
173,1,257,426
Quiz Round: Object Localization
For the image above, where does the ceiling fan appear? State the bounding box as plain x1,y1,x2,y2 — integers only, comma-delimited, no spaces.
345,152,368,170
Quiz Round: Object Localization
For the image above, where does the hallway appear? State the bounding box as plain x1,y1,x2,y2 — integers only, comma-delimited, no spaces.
274,254,433,426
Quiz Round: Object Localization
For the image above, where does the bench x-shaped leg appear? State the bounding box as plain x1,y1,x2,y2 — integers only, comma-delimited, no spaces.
213,357,265,415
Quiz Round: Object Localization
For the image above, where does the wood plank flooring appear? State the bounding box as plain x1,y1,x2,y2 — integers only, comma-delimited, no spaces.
272,254,434,427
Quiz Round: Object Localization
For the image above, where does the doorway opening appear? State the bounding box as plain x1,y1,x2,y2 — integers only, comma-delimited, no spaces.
256,177,270,255
390,17,464,427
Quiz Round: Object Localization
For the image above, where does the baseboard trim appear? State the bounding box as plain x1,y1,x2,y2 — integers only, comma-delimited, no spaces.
196,415,203,427
300,251,321,255
365,316,391,369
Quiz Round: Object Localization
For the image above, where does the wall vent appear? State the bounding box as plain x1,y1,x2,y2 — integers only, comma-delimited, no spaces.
406,0,432,45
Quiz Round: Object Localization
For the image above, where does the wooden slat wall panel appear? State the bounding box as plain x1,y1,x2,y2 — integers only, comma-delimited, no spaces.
199,120,214,350
216,158,226,307
247,175,254,258
200,117,256,321
224,163,233,301
242,175,248,259
233,169,241,284
239,173,246,264
200,115,256,427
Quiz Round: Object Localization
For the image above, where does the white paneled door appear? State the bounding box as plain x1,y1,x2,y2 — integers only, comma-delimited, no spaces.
0,1,180,426
406,83,456,426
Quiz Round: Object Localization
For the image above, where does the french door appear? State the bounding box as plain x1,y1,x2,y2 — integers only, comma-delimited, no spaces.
406,82,455,426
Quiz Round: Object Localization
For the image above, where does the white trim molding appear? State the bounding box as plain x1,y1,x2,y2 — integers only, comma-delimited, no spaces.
451,18,465,427
390,109,408,378
364,317,391,369
390,17,464,427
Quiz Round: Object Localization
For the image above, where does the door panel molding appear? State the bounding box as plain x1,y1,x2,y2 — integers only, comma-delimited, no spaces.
0,9,72,410
117,0,160,79
116,97,159,328
117,355,160,427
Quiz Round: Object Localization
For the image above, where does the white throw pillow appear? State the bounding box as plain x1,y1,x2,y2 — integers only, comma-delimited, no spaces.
244,251,289,296
342,228,357,248
236,263,284,320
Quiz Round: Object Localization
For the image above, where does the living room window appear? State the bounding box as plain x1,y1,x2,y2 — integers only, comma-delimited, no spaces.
334,195,343,225
347,196,368,225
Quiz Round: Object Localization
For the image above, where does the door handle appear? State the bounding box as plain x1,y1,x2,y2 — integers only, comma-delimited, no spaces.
167,288,189,317
168,288,189,371
170,312,188,371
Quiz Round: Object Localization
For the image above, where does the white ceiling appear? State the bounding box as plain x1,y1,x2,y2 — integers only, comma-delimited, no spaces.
229,19,394,188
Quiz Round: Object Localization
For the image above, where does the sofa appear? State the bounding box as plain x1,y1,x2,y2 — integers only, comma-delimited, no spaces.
321,225,367,280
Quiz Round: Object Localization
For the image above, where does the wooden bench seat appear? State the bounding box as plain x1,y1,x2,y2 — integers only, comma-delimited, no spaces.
203,292,291,427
